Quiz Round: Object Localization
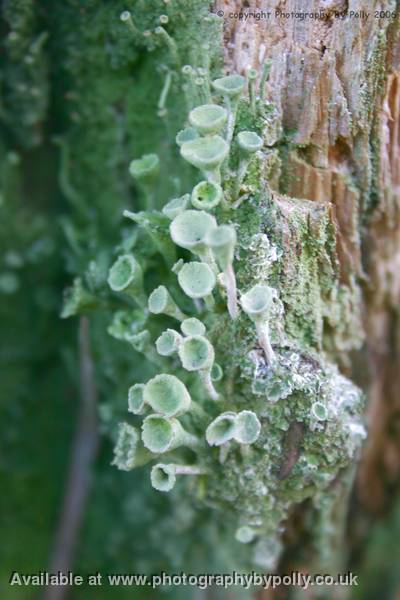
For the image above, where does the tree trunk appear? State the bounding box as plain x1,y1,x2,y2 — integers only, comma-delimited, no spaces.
1,0,400,598
218,0,400,593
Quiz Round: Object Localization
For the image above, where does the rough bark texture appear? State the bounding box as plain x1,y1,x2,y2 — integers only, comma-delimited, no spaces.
217,0,400,590
2,1,400,598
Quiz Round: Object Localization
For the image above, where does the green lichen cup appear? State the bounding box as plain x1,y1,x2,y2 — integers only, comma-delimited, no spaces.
142,414,197,453
237,130,263,155
148,285,186,321
234,410,261,444
180,135,229,183
178,335,214,372
206,412,237,446
169,209,216,258
155,329,182,356
240,284,275,321
162,194,190,220
180,317,206,337
129,153,159,182
189,104,227,135
143,374,191,417
150,463,176,492
177,262,216,299
176,127,199,147
112,423,153,470
207,224,236,270
240,285,276,364
191,180,223,211
107,254,146,306
128,383,146,415
212,74,246,98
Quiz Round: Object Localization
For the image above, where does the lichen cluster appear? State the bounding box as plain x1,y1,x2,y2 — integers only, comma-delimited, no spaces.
108,62,366,569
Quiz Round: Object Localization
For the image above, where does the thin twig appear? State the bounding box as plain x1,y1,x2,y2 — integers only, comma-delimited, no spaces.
44,316,98,600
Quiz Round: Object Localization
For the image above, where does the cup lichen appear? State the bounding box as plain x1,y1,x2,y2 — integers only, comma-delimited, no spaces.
191,180,222,211
143,373,191,417
148,285,187,321
177,262,216,308
178,334,219,400
207,224,238,319
188,104,228,136
180,135,229,183
109,53,366,570
156,329,182,356
151,463,206,492
142,414,199,453
128,383,147,415
240,284,276,364
108,254,146,306
169,209,216,261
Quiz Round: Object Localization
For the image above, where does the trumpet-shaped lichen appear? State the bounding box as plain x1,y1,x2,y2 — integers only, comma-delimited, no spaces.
107,56,366,571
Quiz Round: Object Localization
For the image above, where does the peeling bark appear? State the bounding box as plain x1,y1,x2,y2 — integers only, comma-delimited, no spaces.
217,0,400,582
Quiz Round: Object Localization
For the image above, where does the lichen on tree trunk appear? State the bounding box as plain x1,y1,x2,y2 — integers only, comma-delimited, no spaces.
217,0,400,585
2,0,400,596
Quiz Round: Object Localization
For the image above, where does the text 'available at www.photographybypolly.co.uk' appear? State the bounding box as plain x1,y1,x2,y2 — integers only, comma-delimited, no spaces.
9,570,359,590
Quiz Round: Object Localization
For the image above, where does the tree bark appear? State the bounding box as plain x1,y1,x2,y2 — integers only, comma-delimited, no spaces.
217,0,400,588
2,0,400,595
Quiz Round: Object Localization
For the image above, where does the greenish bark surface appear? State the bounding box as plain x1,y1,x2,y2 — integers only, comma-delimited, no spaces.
1,1,400,599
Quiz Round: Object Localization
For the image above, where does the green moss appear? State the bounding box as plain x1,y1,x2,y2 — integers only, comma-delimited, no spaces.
1,0,49,149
